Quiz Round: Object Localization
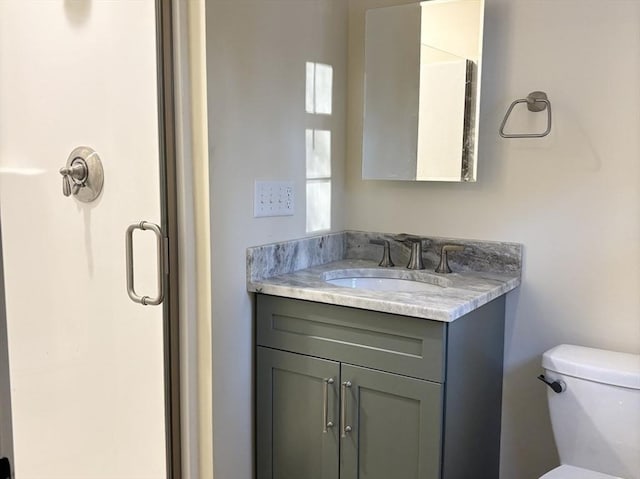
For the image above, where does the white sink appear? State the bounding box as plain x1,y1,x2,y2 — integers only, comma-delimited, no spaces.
325,276,443,292
322,268,451,292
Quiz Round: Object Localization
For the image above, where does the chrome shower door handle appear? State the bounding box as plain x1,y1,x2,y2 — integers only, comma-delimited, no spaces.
126,221,166,306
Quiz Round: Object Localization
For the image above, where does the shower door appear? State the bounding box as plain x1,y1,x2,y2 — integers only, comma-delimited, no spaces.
0,1,176,478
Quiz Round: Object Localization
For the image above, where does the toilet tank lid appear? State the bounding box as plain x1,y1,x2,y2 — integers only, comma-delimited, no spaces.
542,344,640,390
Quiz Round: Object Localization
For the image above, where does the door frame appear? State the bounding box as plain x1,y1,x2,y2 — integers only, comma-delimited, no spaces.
156,1,182,478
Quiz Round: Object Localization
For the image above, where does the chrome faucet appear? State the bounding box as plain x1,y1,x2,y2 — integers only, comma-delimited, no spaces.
435,244,464,273
369,239,394,267
406,239,425,270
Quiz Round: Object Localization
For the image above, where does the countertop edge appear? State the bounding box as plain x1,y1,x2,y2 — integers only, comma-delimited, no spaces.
247,277,520,322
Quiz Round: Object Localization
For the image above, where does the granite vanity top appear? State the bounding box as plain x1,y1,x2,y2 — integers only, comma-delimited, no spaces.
247,231,522,322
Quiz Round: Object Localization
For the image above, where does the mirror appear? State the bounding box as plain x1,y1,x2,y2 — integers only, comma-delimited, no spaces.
362,0,484,182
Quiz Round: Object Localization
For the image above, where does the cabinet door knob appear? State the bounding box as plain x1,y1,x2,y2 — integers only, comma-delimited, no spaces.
341,380,352,438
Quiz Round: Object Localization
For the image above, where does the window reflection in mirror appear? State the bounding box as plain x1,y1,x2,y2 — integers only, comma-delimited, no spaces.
306,62,333,232
362,0,484,182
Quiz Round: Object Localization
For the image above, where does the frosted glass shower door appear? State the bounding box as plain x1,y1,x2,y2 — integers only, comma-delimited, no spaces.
0,2,169,478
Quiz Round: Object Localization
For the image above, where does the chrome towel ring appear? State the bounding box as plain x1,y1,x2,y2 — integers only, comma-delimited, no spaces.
499,91,552,138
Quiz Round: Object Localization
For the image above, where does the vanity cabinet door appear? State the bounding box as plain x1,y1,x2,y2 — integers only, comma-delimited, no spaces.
340,364,442,479
257,347,340,479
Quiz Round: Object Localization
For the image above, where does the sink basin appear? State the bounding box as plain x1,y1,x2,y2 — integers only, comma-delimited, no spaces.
325,277,443,292
323,268,450,292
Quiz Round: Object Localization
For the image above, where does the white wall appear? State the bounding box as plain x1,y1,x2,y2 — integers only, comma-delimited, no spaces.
205,1,348,477
347,0,640,477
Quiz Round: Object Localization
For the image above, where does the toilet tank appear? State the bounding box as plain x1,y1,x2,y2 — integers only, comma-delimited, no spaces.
542,345,640,479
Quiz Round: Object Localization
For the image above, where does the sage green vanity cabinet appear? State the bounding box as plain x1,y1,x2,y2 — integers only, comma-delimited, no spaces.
257,347,441,479
256,294,506,479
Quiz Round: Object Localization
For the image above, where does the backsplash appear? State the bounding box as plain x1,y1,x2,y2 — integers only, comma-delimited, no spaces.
247,230,523,282
345,231,523,275
246,232,346,282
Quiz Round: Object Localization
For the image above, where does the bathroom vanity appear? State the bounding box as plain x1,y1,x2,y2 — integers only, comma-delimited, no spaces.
248,231,522,479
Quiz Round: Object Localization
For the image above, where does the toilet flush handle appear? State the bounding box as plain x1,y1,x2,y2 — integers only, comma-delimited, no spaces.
537,374,566,393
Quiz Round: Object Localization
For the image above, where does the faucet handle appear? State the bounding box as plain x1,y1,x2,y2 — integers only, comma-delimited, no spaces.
59,159,88,198
369,239,394,267
435,244,464,274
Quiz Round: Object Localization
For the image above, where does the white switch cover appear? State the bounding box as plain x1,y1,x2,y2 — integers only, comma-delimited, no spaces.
254,181,295,217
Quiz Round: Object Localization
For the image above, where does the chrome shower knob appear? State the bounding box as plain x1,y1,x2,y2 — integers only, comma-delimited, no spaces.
59,146,104,203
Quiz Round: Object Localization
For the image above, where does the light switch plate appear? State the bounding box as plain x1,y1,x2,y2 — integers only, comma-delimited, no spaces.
254,181,294,217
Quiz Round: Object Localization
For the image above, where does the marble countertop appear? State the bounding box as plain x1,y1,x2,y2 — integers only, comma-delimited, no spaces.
247,258,520,322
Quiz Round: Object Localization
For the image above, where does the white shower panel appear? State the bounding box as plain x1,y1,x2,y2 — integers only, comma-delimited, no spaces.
0,2,166,478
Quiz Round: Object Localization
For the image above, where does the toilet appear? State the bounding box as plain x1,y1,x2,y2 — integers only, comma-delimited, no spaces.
539,344,640,479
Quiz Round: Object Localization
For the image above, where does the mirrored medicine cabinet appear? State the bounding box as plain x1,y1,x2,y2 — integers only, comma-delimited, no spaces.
362,0,484,182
